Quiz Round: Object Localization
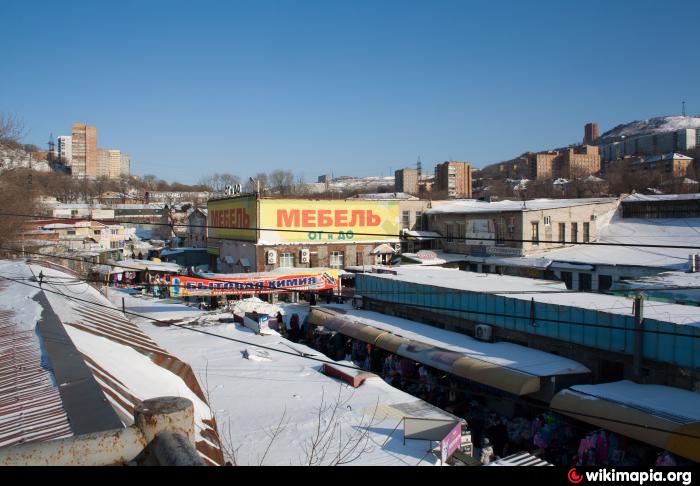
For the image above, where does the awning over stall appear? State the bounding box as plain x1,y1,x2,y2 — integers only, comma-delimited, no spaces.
550,381,700,463
308,307,585,396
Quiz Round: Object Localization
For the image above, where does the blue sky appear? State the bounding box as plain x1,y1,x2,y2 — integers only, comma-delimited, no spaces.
2,0,698,183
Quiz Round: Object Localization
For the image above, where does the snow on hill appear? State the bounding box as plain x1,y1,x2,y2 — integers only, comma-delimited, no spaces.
597,116,700,144
0,143,51,172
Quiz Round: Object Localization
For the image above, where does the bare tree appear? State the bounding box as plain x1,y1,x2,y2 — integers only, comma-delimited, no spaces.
0,113,26,144
245,172,269,194
302,385,381,466
269,170,295,195
199,173,241,193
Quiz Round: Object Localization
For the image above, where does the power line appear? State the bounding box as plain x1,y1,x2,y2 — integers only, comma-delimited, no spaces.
2,269,699,442
8,246,700,296
5,248,700,339
5,210,700,250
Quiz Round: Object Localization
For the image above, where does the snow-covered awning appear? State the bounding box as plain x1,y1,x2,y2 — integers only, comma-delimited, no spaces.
403,230,441,240
550,381,700,463
91,264,124,275
308,307,590,396
549,261,594,271
371,243,398,255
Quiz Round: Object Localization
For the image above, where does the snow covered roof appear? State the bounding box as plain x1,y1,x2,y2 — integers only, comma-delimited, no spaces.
349,193,420,200
551,380,700,462
109,290,460,465
364,266,700,326
403,230,441,240
562,381,700,423
25,263,223,464
425,197,617,215
319,305,589,377
109,259,182,273
401,250,469,266
623,193,700,203
541,213,700,270
630,153,693,164
0,261,73,448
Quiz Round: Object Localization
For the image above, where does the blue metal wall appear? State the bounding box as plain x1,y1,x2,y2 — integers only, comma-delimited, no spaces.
355,274,700,369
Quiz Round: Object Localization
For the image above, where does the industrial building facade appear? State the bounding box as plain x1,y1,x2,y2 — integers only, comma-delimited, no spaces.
425,198,619,258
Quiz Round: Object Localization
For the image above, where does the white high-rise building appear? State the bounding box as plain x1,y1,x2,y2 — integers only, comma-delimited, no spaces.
56,135,72,166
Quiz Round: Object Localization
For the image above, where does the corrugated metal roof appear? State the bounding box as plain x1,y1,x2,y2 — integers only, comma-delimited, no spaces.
0,306,73,448
31,264,224,465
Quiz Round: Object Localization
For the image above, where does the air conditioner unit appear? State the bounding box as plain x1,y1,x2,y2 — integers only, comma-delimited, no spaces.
299,248,310,264
266,250,277,265
474,324,493,342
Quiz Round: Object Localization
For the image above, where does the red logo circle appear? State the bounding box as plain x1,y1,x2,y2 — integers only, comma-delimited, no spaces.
568,468,583,484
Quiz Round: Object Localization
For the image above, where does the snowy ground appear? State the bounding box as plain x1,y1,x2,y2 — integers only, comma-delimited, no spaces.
109,289,457,465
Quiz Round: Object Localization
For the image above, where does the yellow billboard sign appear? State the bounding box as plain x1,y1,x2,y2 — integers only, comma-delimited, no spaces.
259,200,400,243
208,196,257,241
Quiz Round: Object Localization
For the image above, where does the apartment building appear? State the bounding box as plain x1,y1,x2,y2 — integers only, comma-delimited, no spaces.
434,161,472,198
71,123,97,178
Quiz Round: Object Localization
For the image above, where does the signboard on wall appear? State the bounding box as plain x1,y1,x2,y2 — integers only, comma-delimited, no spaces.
466,219,496,246
208,196,257,241
259,200,400,244
169,270,340,297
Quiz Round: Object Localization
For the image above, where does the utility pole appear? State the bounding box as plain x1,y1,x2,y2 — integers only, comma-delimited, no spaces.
632,295,644,381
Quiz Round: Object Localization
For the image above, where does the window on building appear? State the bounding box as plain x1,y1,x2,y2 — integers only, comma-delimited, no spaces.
111,229,118,235
279,253,294,268
110,241,120,249
579,272,592,291
457,222,466,244
560,271,573,289
495,219,507,246
330,251,343,269
402,211,410,229
71,210,78,218
94,230,101,236
543,216,551,226
415,211,423,230
67,230,76,235
583,222,590,243
571,223,578,243
558,223,566,243
356,251,364,266
599,275,613,291
531,222,539,245
446,224,454,242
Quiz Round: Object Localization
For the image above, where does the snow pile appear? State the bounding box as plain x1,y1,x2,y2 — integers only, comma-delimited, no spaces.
229,296,284,316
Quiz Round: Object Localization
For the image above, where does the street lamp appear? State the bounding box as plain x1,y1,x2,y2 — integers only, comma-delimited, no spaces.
249,177,260,194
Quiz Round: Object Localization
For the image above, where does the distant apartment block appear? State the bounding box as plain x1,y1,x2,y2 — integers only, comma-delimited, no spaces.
595,116,700,163
71,123,97,178
56,135,72,166
612,153,694,180
97,148,110,178
120,153,131,177
109,149,122,179
434,161,472,198
394,168,419,195
583,122,599,145
482,145,601,181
